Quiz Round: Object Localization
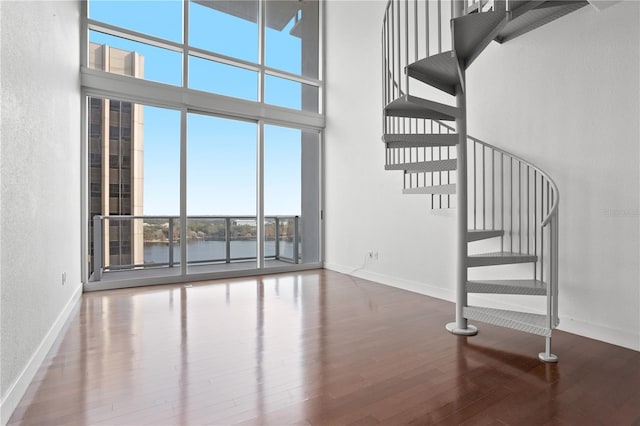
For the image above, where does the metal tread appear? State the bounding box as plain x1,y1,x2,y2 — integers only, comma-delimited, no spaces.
497,1,588,43
385,158,457,173
383,133,459,148
467,229,504,242
467,251,537,267
467,279,547,295
406,51,460,96
403,184,456,195
464,306,552,337
385,95,460,121
452,11,508,68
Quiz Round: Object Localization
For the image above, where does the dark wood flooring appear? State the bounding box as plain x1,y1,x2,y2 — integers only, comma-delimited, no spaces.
8,269,640,425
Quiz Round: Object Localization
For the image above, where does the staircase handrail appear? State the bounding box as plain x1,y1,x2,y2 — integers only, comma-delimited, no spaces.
434,120,560,226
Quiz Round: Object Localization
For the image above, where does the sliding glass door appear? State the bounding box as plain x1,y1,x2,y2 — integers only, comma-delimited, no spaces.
87,97,181,281
186,113,257,273
264,124,320,268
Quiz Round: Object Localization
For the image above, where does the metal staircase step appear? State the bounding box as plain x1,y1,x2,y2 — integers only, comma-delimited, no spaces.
452,11,508,68
403,184,456,195
497,1,588,43
383,133,459,148
464,306,552,337
467,229,504,242
385,95,460,121
385,159,457,173
406,51,460,96
467,279,547,295
468,251,537,267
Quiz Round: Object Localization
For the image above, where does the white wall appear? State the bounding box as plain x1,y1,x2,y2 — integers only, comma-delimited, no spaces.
466,2,639,350
324,0,457,301
0,1,82,423
324,1,639,351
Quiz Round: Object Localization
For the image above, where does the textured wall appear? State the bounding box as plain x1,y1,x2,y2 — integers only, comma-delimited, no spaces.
1,0,81,399
324,1,639,350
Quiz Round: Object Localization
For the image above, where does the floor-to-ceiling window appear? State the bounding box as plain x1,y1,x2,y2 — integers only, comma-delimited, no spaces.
83,0,323,289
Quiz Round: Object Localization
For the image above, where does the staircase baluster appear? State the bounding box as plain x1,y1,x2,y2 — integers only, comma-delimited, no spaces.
533,170,537,280
414,0,418,62
510,157,513,253
405,0,409,95
437,0,442,53
518,162,522,254
425,0,429,57
501,153,504,253
382,29,386,133
473,141,477,229
527,165,530,255
480,145,484,229
492,149,495,229
546,181,550,216
540,174,544,284
395,0,400,96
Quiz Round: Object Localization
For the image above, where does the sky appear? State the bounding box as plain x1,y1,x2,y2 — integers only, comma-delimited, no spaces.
89,0,313,216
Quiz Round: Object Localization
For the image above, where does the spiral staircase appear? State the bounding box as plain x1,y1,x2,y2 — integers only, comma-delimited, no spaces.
381,0,587,361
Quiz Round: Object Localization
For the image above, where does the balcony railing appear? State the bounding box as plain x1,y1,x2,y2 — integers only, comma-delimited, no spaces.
90,215,301,281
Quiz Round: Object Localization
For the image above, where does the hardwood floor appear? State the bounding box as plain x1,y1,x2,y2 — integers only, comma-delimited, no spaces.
8,270,640,425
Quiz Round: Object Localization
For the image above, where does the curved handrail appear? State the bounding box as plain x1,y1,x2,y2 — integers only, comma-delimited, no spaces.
434,120,559,228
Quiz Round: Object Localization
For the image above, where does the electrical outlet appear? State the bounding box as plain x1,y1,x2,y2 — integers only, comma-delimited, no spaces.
373,251,379,260
367,251,374,259
61,272,67,286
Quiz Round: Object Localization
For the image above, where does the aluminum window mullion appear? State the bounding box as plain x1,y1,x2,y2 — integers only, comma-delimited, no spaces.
319,0,325,115
87,19,183,53
183,0,189,89
258,0,265,103
180,108,188,277
188,47,261,73
181,0,189,276
263,67,322,87
257,121,265,269
81,69,324,129
80,8,89,69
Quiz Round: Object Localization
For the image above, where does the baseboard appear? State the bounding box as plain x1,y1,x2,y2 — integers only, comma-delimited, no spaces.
0,283,82,426
557,317,640,352
324,261,455,303
323,263,640,353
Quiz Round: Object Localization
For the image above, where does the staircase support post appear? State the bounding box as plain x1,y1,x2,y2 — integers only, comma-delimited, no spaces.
446,78,477,337
446,0,477,336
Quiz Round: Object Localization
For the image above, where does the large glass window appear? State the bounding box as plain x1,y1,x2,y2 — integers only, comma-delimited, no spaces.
89,0,183,43
86,0,320,111
265,0,319,79
83,0,323,287
88,32,183,86
265,75,319,112
189,0,259,63
188,56,258,100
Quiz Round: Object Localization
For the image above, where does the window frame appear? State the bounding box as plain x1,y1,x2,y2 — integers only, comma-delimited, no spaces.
82,0,323,116
80,0,325,289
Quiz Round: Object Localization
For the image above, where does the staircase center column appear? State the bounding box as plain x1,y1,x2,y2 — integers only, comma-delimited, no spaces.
446,0,478,336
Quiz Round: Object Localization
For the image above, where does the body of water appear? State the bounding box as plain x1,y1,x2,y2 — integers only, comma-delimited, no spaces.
143,240,297,264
